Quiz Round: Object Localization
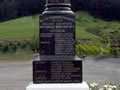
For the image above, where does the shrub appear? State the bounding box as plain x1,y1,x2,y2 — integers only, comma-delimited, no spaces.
30,35,39,53
76,43,110,57
8,42,17,53
2,42,9,53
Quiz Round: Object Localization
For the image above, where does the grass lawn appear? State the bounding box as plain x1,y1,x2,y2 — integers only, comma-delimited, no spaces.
0,15,39,40
0,11,120,41
76,12,120,40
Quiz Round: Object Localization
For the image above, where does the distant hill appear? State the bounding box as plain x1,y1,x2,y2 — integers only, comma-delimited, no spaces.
0,11,120,42
76,12,120,41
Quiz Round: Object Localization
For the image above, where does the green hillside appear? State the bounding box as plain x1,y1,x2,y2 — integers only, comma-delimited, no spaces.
76,12,120,40
0,12,120,41
0,15,39,40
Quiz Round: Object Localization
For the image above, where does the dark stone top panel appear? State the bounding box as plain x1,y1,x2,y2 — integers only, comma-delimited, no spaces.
40,14,75,56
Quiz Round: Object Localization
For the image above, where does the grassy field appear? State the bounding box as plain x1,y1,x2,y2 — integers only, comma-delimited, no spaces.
76,12,120,40
0,15,39,40
0,11,120,41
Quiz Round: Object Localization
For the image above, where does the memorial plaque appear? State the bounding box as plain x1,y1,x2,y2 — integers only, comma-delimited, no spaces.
33,60,82,83
40,15,75,56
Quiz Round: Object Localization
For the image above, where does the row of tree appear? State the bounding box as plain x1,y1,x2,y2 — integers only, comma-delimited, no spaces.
0,0,120,21
0,0,45,21
72,0,120,20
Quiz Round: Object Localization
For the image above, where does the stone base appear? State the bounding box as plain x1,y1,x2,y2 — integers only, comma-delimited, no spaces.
26,82,89,90
33,56,82,83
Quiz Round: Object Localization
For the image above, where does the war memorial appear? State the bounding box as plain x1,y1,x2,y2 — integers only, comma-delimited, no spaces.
26,0,89,90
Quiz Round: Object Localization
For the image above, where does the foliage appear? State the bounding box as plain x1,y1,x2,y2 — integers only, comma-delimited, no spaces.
76,43,111,56
0,0,45,21
75,12,120,41
71,0,120,20
0,12,119,56
30,34,39,53
0,0,120,21
89,83,119,90
0,36,39,54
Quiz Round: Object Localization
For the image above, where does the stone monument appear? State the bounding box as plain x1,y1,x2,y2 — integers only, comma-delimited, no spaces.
26,0,89,90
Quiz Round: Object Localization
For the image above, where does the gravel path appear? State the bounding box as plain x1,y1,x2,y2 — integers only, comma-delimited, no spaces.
0,60,32,90
0,57,120,90
83,56,120,85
